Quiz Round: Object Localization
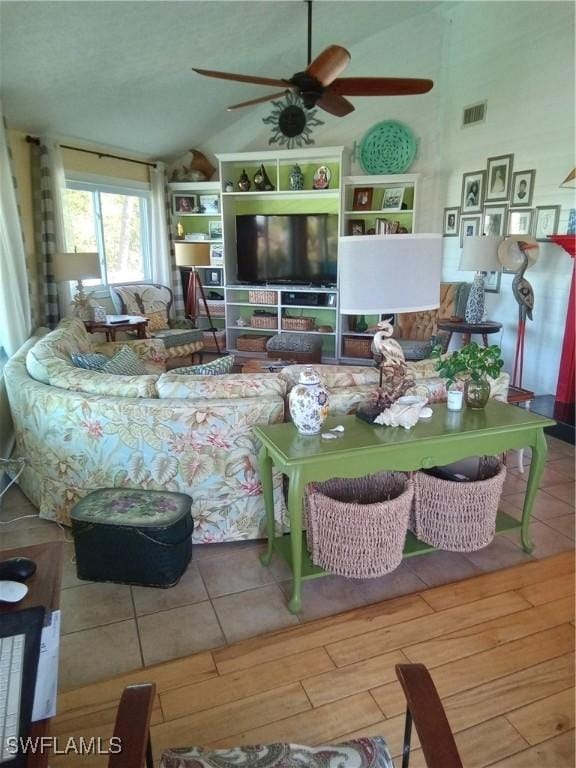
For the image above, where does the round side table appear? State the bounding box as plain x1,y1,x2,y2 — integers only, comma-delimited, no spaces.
436,320,502,347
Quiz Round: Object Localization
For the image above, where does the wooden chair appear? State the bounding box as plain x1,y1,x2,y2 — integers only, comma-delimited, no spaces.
109,664,463,768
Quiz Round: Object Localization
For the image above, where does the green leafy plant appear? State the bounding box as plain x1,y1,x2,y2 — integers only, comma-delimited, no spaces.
431,342,504,386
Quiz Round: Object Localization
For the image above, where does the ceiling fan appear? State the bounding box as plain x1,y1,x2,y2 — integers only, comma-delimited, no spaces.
192,0,433,117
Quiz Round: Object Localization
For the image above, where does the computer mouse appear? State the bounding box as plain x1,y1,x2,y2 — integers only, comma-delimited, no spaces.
0,580,29,603
0,557,37,582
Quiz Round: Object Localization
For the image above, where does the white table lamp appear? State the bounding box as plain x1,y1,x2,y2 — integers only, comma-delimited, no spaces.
458,236,503,323
52,251,101,315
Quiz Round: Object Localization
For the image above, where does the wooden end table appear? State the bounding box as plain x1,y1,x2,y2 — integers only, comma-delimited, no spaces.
84,315,149,342
255,402,555,614
436,319,502,347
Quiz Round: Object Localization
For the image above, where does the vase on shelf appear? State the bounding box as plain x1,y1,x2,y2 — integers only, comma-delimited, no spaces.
288,367,329,435
464,377,490,409
238,169,251,192
355,315,368,333
253,164,275,191
289,164,304,190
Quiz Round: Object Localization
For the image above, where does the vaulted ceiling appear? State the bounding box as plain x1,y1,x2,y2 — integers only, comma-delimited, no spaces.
0,0,447,161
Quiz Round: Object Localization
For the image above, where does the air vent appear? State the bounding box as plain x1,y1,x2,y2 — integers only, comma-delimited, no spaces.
462,101,487,127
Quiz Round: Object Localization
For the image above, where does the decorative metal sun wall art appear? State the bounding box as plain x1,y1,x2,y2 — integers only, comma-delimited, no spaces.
262,91,324,149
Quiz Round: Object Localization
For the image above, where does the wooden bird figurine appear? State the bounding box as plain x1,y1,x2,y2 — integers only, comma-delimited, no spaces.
371,320,406,366
511,241,537,387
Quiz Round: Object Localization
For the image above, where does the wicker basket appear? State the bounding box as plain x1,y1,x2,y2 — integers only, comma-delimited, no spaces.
236,334,269,352
250,315,277,329
202,330,226,351
198,300,225,317
249,290,277,305
305,472,413,578
281,316,315,331
343,336,372,358
410,458,506,552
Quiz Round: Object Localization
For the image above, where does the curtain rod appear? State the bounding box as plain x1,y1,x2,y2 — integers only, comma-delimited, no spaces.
25,135,157,168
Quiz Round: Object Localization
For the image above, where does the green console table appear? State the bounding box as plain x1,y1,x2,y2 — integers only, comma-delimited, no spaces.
255,400,555,614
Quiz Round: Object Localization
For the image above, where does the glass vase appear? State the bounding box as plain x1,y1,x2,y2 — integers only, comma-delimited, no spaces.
464,377,490,409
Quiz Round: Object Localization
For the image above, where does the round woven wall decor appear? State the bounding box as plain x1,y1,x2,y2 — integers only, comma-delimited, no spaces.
359,121,417,174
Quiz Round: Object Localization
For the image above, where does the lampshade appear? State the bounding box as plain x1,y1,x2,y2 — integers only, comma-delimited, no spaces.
339,235,442,314
175,242,211,267
459,236,503,272
560,168,576,188
52,252,101,282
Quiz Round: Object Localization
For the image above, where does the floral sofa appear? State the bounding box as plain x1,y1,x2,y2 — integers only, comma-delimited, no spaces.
4,318,509,543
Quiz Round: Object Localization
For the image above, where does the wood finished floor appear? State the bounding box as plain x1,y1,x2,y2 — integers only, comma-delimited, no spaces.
51,551,575,767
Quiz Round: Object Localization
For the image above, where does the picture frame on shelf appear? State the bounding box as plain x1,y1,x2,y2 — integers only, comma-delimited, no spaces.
484,271,502,294
381,186,405,211
483,204,508,236
208,220,223,240
210,244,224,265
443,206,460,236
173,194,199,215
507,209,534,236
327,293,337,307
485,154,513,203
199,194,220,214
348,219,365,236
461,170,486,214
533,205,560,239
511,169,536,207
460,214,481,247
352,187,374,211
204,269,222,286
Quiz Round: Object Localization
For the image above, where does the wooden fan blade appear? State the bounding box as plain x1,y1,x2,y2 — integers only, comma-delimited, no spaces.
306,45,351,86
330,77,434,96
316,91,355,117
227,91,290,111
193,67,292,89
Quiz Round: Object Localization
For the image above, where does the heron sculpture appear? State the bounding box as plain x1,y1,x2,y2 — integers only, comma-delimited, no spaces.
511,241,537,387
370,320,413,409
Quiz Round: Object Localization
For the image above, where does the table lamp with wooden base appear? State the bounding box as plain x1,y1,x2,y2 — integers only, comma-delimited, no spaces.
175,242,222,355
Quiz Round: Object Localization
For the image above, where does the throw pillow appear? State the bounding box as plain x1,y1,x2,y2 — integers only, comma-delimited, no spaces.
146,309,170,331
101,345,148,376
71,352,109,370
173,355,235,376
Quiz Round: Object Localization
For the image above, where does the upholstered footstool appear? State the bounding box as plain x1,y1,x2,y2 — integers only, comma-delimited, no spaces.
70,488,193,587
266,333,322,363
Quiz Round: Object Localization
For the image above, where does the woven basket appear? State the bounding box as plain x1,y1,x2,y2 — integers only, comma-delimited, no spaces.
410,458,506,552
202,330,226,351
198,300,225,317
249,290,277,305
250,315,277,329
343,336,372,358
305,472,413,578
236,334,269,352
281,316,315,331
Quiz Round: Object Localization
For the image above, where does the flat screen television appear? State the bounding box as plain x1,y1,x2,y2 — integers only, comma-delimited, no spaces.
236,213,338,285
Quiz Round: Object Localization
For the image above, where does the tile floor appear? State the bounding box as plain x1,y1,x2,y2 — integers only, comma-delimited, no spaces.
0,436,573,691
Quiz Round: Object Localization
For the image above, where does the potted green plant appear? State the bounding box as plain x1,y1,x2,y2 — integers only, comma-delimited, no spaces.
431,342,504,409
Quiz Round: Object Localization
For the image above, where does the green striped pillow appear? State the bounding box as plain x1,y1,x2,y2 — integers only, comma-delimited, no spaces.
101,345,147,376
173,355,235,376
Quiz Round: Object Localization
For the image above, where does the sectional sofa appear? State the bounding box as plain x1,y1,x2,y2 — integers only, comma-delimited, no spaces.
4,318,509,543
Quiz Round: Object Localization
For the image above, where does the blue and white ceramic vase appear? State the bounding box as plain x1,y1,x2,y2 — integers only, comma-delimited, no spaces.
464,273,485,323
289,367,329,435
289,164,304,190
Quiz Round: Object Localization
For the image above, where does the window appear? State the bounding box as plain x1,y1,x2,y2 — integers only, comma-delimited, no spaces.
64,180,152,285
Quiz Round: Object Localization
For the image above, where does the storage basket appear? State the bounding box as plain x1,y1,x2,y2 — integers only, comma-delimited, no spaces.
281,316,315,331
70,488,193,587
202,330,226,351
305,472,413,578
249,290,277,305
343,336,372,358
250,315,277,329
410,458,506,552
198,299,225,317
236,334,269,352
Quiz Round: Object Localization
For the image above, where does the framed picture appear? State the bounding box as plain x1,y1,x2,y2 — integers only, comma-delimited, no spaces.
461,170,486,214
507,208,534,236
348,219,365,236
460,214,481,247
327,293,337,307
381,186,405,211
485,154,514,202
511,170,536,207
483,204,508,236
484,271,502,294
210,244,224,264
173,194,198,215
533,205,560,239
199,194,219,214
208,220,223,240
352,187,373,211
443,207,460,236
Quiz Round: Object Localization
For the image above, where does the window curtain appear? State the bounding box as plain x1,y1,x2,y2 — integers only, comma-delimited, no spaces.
149,162,185,317
0,106,31,357
30,137,67,328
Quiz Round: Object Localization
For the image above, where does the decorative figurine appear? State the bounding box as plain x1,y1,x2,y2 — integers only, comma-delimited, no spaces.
225,181,234,192
289,164,304,190
253,164,275,191
238,169,251,192
177,222,184,239
313,165,331,190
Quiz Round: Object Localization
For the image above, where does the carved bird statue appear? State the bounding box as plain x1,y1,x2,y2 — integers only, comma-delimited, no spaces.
371,320,406,366
511,240,537,387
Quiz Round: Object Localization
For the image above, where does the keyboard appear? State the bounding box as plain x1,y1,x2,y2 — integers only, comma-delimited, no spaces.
0,634,24,763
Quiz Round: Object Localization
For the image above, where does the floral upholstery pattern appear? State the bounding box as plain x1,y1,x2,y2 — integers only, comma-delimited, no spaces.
156,373,287,401
71,488,192,527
